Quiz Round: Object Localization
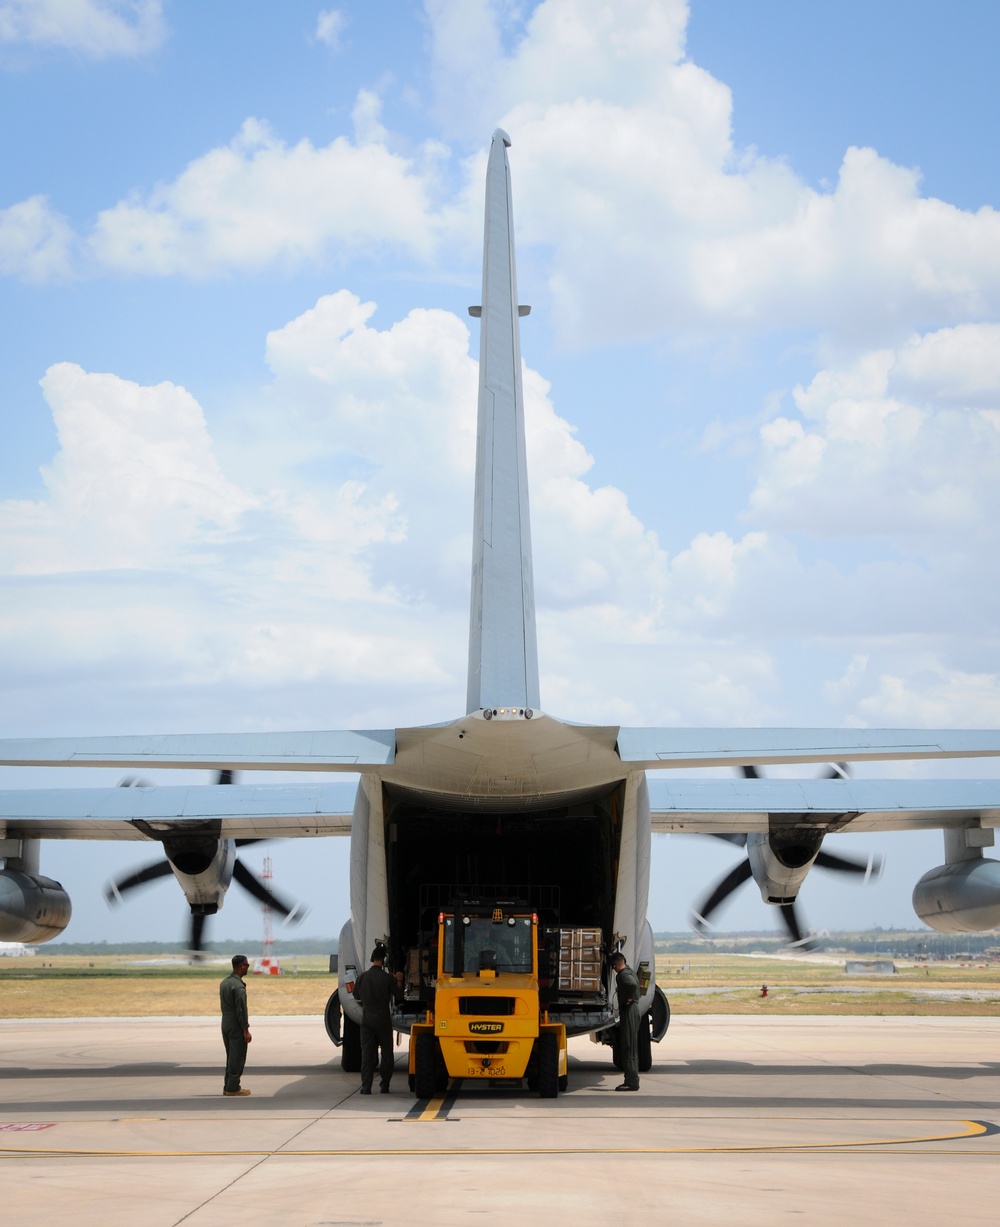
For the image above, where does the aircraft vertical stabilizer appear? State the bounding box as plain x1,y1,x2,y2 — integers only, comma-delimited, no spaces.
466,129,540,714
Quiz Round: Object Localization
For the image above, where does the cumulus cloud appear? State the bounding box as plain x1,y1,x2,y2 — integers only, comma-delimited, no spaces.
6,0,999,364
0,196,75,280
0,0,166,57
425,0,1000,348
0,363,256,573
4,281,998,740
315,7,345,50
0,289,719,728
750,325,1000,544
87,119,438,276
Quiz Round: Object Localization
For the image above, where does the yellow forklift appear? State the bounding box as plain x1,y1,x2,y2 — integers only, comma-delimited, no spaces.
407,898,569,1097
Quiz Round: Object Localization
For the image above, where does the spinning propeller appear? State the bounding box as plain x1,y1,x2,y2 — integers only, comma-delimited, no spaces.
690,764,882,948
104,771,307,957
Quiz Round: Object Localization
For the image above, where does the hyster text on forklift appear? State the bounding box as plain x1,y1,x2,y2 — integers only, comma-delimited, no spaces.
407,898,571,1098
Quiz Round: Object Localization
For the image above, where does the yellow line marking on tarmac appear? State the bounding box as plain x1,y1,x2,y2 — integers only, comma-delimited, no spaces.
1,1119,993,1158
411,1094,447,1123
402,1078,462,1122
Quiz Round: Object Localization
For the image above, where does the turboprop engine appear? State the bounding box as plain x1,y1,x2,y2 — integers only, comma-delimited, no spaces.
0,869,72,942
912,860,1000,932
912,824,1000,932
912,824,1000,933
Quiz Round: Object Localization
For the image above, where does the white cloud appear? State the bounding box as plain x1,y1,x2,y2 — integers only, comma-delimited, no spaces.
315,7,345,50
424,0,1000,348
856,665,1000,729
0,362,256,573
7,0,998,361
0,195,74,280
87,118,438,276
749,326,1000,543
0,0,166,57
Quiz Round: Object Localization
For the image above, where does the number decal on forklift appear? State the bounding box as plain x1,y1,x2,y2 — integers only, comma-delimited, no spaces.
468,1065,506,1077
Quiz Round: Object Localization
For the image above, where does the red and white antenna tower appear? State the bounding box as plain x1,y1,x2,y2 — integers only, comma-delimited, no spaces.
253,856,282,974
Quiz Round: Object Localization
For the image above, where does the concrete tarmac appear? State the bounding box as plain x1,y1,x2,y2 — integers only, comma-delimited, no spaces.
1,1014,998,1226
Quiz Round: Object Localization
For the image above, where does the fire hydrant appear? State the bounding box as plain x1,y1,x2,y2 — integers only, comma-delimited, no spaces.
760,984,768,998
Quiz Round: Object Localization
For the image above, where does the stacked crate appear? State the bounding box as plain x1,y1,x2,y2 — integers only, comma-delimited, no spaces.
557,927,603,991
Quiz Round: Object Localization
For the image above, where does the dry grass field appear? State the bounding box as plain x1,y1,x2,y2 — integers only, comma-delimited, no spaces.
0,955,336,1019
2,951,999,1018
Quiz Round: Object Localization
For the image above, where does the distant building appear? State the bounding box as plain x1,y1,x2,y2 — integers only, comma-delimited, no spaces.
0,942,34,957
845,959,896,975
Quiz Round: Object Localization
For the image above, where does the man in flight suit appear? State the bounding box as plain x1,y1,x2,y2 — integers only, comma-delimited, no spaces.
220,953,252,1097
611,951,640,1092
352,946,404,1094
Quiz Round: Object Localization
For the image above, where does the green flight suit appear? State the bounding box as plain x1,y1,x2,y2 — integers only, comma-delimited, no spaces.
352,964,403,1092
616,964,641,1089
220,970,249,1093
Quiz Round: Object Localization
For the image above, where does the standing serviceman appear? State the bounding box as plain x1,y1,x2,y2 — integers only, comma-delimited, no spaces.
611,951,640,1092
220,953,252,1097
352,946,404,1094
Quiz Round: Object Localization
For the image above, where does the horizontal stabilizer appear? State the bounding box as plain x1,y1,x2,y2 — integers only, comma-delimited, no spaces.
0,729,395,772
619,727,1000,770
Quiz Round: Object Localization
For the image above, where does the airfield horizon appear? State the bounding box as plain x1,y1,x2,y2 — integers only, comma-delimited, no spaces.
3,950,999,1019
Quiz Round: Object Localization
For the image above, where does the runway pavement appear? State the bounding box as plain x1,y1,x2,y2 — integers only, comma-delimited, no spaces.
1,1014,998,1226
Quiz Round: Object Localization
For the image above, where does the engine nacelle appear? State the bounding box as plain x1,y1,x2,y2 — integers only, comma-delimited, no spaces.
747,829,823,904
162,836,235,914
912,860,1000,933
0,871,72,942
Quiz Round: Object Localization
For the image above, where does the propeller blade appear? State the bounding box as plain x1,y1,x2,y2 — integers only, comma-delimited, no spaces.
778,903,817,950
776,903,808,946
691,858,754,933
104,859,173,905
741,765,760,779
189,911,207,954
815,849,883,881
231,858,308,924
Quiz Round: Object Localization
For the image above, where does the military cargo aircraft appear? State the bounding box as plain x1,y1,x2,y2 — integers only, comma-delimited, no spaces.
3,132,1000,1075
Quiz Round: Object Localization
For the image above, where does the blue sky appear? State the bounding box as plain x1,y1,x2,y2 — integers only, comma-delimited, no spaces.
2,0,1000,946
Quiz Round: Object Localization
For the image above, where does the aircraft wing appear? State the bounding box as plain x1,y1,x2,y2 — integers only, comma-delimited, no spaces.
648,777,1000,834
619,727,1000,770
0,782,358,840
0,729,395,771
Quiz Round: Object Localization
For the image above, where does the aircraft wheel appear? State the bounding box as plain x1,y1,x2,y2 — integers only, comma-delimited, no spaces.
537,1033,559,1098
341,1015,362,1073
637,1012,652,1073
414,1031,436,1099
323,991,343,1046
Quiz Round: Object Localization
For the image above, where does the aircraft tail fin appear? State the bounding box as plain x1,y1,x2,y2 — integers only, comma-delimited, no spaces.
466,130,540,715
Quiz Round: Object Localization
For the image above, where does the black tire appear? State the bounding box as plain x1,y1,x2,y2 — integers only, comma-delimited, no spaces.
637,1012,652,1073
558,1073,568,1092
414,1031,436,1099
537,1033,559,1098
341,1014,362,1073
323,991,343,1046
408,1073,415,1092
650,985,671,1041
